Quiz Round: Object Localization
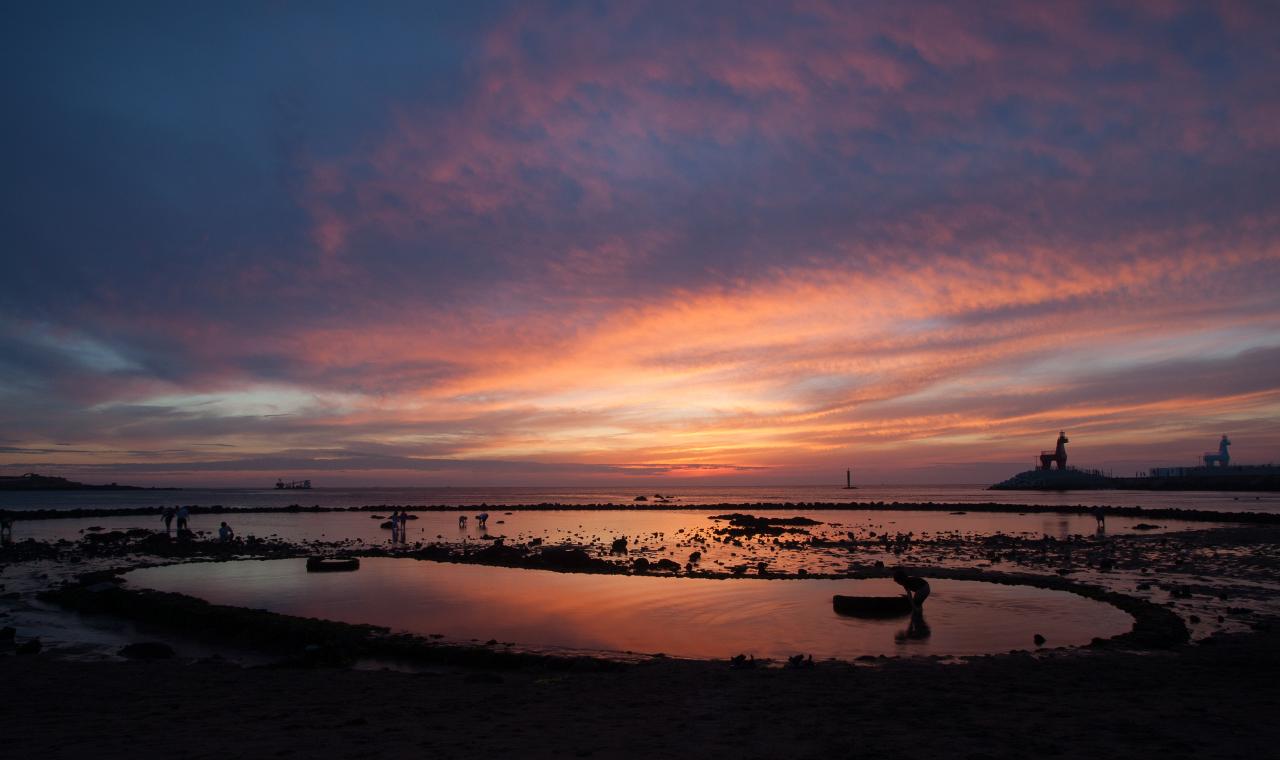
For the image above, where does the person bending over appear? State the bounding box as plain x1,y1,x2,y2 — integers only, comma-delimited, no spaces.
893,568,931,609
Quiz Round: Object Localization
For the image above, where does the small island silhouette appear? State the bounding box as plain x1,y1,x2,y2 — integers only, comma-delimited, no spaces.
0,473,176,491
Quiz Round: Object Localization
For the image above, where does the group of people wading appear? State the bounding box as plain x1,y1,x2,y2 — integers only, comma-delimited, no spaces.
387,510,412,542
161,505,191,538
160,505,235,543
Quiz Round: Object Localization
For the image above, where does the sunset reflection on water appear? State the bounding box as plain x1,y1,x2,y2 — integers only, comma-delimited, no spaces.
127,559,1132,660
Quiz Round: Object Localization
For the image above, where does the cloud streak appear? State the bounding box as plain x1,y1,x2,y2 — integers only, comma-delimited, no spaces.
3,1,1279,484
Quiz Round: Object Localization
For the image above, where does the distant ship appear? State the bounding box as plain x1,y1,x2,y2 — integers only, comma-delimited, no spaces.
275,479,312,490
990,433,1280,492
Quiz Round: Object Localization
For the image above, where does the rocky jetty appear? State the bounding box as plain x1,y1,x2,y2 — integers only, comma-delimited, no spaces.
991,466,1280,491
990,469,1116,490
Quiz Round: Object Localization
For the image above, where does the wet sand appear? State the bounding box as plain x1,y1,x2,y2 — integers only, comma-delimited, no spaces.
4,629,1279,759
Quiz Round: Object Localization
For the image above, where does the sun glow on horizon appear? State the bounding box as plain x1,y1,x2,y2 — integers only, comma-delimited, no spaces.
4,2,1280,485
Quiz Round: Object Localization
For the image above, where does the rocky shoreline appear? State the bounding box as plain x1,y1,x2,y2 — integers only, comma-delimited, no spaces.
3,504,1279,758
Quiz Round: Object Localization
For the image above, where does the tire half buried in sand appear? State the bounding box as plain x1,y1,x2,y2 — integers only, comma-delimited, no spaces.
306,557,360,573
832,594,912,618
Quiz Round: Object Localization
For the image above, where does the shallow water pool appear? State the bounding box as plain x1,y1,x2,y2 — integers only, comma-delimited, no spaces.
124,558,1132,660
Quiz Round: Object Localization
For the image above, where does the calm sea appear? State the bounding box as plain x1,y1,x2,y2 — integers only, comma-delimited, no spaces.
1,484,1276,514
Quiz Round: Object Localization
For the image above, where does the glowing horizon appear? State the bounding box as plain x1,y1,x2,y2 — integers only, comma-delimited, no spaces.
3,2,1280,487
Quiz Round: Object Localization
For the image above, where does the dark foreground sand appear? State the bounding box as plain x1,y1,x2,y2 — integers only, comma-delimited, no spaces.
4,512,1279,758
4,629,1278,760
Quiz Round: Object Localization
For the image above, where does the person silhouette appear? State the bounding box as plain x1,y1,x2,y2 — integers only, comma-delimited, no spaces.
892,568,931,609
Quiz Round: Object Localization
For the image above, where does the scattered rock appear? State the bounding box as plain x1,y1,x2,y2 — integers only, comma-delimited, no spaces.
1033,634,1046,646
536,547,615,572
709,513,821,537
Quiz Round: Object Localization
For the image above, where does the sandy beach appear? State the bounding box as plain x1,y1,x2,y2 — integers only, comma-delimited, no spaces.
5,628,1279,759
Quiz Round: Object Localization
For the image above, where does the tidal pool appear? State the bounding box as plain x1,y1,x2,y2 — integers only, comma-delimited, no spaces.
125,559,1132,660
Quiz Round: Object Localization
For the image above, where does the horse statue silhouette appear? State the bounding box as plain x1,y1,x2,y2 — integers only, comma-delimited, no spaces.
1203,435,1231,468
1038,431,1069,471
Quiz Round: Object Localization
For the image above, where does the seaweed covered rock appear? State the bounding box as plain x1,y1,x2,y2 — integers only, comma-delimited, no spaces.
709,513,822,537
472,541,528,562
534,547,617,572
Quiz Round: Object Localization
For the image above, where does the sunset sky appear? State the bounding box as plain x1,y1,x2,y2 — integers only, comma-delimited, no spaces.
3,1,1279,486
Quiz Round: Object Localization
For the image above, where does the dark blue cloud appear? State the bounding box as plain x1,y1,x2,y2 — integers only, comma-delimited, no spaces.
2,1,1279,482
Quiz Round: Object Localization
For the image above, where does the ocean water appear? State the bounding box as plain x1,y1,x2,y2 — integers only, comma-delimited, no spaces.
1,483,1276,513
